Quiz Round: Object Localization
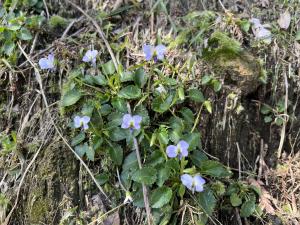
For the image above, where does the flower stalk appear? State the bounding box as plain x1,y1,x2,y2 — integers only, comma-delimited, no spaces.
126,102,153,225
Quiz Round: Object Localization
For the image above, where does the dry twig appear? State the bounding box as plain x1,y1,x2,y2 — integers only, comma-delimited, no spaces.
277,67,289,158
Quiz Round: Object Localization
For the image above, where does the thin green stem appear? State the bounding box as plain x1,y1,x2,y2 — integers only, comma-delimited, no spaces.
126,102,153,225
87,203,126,225
191,104,204,133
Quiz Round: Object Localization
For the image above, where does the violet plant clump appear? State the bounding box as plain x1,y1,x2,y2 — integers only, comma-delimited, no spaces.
63,35,260,223
0,3,275,223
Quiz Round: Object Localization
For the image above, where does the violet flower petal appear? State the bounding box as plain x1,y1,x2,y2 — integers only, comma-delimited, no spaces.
181,174,193,191
155,44,167,60
143,45,153,61
166,145,178,158
121,114,132,129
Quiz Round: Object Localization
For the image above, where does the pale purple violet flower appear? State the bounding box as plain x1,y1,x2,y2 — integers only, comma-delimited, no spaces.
155,84,167,94
166,140,189,159
121,114,142,131
39,54,55,70
255,26,272,40
82,50,98,66
249,18,261,27
74,116,90,130
181,174,206,193
249,18,272,42
143,44,167,62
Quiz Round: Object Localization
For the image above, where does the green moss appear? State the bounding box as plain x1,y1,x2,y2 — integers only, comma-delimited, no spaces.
26,190,50,224
202,32,263,94
23,141,79,224
203,31,242,60
49,15,68,29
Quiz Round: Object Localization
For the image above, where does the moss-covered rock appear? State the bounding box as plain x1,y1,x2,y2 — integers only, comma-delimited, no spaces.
204,32,263,94
17,140,79,224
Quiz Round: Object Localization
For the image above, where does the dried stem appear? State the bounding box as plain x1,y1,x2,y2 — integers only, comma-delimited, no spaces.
236,142,241,180
61,16,84,39
217,0,227,12
43,0,50,20
117,168,127,193
87,202,126,225
235,208,243,225
277,67,289,158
